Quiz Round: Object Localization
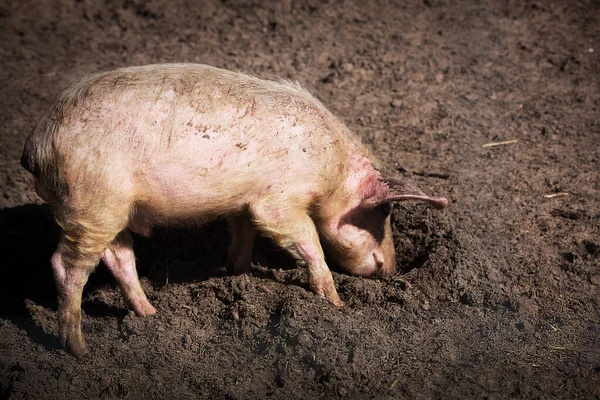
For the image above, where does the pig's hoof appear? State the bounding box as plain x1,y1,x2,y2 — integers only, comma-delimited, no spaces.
64,336,89,358
69,342,90,358
59,320,89,357
325,294,345,307
141,303,157,316
132,299,157,316
310,278,345,307
315,286,345,307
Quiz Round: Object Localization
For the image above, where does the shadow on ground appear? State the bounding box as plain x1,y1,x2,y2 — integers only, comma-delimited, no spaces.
0,203,300,351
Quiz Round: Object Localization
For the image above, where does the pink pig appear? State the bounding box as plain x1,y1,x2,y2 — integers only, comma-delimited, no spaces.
21,64,447,356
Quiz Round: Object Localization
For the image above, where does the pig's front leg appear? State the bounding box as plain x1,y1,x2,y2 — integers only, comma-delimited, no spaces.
226,214,257,275
296,238,345,307
250,204,344,307
102,230,156,316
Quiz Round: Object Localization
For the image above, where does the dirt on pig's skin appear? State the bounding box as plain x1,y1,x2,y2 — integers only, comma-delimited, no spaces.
1,0,599,399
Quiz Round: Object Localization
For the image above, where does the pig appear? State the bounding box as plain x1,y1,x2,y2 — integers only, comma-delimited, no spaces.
21,64,447,356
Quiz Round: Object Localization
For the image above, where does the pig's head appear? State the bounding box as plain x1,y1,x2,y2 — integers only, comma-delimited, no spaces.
319,176,448,278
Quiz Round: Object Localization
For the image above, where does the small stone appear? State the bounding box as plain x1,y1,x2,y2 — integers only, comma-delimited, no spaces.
390,99,403,108
435,72,444,84
297,332,312,347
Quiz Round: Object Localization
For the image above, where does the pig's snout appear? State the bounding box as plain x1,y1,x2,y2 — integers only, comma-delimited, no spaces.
373,252,384,271
377,256,398,278
352,250,396,277
341,235,397,278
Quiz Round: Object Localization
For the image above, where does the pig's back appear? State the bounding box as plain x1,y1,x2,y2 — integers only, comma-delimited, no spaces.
27,64,355,219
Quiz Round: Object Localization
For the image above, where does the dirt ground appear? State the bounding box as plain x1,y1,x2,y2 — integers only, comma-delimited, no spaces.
1,0,599,398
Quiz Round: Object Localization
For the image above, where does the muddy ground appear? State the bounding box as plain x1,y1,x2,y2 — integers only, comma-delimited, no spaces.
1,0,599,398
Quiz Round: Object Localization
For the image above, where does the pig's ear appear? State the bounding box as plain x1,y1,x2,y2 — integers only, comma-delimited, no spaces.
363,177,448,210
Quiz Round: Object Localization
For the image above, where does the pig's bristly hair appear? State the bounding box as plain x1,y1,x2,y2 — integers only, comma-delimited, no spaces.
22,63,372,207
20,62,401,249
55,64,331,118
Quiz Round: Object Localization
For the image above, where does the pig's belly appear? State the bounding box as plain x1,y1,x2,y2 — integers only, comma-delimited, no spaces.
133,163,256,224
129,143,288,229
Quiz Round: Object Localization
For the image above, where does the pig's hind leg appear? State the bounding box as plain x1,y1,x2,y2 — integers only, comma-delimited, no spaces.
51,199,132,357
102,230,156,316
51,245,94,358
226,214,257,275
250,203,344,307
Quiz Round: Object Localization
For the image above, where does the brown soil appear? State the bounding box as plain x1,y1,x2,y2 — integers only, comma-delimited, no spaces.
1,0,599,398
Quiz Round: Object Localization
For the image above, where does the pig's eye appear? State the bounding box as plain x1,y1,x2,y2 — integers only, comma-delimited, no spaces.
377,203,392,217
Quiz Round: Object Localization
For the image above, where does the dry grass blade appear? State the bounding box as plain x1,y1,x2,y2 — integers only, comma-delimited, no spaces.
482,139,519,148
544,193,570,198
